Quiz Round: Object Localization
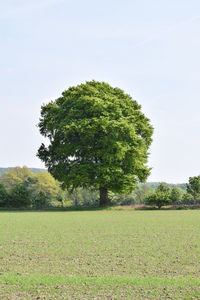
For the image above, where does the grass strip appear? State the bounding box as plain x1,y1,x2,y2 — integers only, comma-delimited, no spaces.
0,275,200,288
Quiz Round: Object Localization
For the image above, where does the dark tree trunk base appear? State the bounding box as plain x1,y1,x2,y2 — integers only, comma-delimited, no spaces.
99,187,110,206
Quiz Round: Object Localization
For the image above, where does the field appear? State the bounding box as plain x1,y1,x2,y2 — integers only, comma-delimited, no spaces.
0,210,200,299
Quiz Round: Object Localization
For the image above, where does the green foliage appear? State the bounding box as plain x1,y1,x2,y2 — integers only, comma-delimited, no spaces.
134,184,151,203
110,192,135,205
0,183,8,207
145,183,172,209
0,167,44,177
80,188,99,206
170,186,183,203
1,166,198,208
9,184,31,208
186,176,200,200
32,191,50,209
0,166,33,190
63,188,99,207
146,182,186,191
0,167,63,208
182,191,194,204
110,184,151,205
26,172,60,200
37,81,153,205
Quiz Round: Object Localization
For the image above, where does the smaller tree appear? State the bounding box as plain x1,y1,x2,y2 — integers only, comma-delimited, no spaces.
32,191,50,209
186,176,200,201
26,172,60,200
145,183,171,209
9,184,31,208
170,186,183,204
182,191,193,204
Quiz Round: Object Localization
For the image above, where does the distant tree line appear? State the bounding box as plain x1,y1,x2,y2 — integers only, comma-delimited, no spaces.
0,167,60,208
0,167,199,209
0,167,100,208
145,177,200,208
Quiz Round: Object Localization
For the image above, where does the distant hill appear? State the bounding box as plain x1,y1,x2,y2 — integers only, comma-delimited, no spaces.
0,167,45,176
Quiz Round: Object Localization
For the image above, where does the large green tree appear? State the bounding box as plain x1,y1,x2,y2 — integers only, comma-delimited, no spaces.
37,81,153,206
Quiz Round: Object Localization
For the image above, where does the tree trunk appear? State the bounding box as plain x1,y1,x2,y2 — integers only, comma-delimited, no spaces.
99,187,109,206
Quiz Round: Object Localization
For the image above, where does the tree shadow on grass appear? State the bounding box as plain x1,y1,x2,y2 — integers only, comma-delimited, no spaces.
0,206,111,213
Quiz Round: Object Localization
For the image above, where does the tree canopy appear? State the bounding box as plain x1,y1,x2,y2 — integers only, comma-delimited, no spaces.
0,166,32,190
186,175,200,200
170,186,183,203
145,182,172,209
38,81,153,205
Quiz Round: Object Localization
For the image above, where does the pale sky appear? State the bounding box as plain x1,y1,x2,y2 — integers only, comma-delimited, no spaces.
0,0,200,183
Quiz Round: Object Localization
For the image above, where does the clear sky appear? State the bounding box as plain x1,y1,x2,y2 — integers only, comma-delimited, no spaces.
0,0,200,183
